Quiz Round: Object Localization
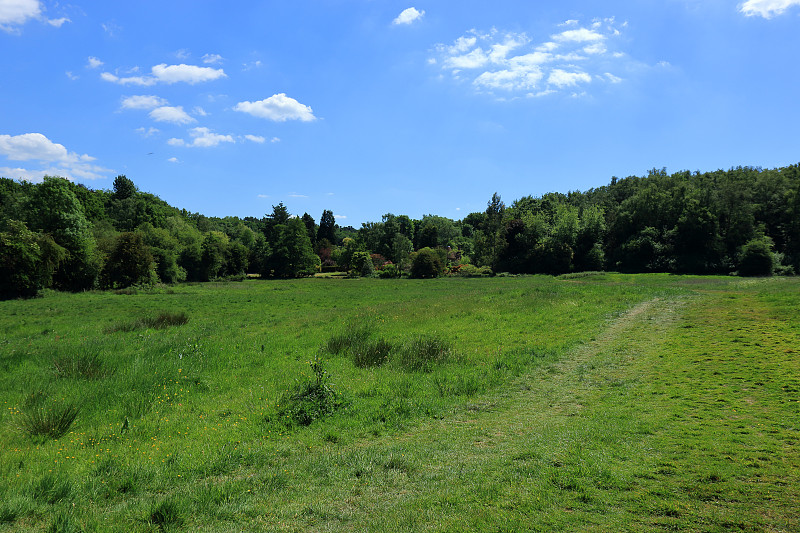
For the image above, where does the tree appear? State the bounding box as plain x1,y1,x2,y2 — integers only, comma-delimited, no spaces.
410,247,444,278
301,213,317,247
0,220,66,299
317,209,337,244
26,176,99,291
103,232,156,288
112,175,137,201
261,217,319,278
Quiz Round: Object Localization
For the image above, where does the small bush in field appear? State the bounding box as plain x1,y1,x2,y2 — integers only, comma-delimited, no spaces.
19,402,80,441
397,334,452,372
277,357,345,426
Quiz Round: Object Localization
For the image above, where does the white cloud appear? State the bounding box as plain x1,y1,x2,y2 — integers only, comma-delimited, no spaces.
334,214,347,220
151,63,226,84
101,63,226,86
393,7,425,25
739,0,800,17
202,53,223,64
149,106,196,124
271,137,281,143
0,0,40,29
65,71,78,80
548,69,592,88
192,106,208,116
135,127,160,137
234,94,316,122
553,28,605,43
167,157,179,163
121,95,167,110
475,67,543,91
445,48,490,69
169,127,235,148
46,16,68,27
101,71,156,86
433,18,627,97
101,21,120,36
0,133,109,180
87,56,103,69
243,60,262,71
244,134,265,143
288,193,308,198
257,194,270,198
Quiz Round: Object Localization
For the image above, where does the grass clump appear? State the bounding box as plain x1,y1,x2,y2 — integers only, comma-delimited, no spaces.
19,402,80,440
352,338,393,368
105,311,189,333
148,498,185,531
276,357,345,426
324,322,373,355
397,334,452,372
52,352,109,380
28,473,72,504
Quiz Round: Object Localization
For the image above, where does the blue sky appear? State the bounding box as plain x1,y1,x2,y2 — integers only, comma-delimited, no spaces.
2,1,799,226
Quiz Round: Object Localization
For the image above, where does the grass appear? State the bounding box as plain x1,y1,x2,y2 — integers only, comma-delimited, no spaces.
0,274,797,530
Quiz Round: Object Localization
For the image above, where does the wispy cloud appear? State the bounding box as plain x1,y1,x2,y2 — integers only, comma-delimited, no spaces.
432,18,630,98
739,0,800,18
168,127,235,148
101,63,226,86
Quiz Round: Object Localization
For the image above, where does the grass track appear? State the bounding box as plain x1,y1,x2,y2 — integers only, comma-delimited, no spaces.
1,276,798,531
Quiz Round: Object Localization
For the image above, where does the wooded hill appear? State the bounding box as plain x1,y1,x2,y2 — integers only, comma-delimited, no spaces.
2,164,798,298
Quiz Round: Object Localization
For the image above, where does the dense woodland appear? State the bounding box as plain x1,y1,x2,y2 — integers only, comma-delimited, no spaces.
1,164,799,299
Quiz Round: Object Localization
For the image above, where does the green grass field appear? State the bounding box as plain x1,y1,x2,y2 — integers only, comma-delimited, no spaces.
1,274,798,531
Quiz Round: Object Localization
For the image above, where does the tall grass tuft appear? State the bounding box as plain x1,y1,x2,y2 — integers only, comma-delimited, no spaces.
148,498,185,530
52,352,110,380
19,403,80,440
324,322,373,355
105,311,189,333
28,473,72,504
352,338,393,368
397,334,452,372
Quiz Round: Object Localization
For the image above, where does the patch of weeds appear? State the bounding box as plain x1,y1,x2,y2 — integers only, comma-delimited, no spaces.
148,498,186,531
276,357,345,427
52,352,111,380
19,402,80,441
322,431,340,444
352,338,393,368
28,473,72,504
105,311,189,333
396,334,452,372
383,454,414,475
257,470,289,493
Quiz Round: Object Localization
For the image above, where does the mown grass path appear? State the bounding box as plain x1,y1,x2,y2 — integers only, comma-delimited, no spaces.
273,281,799,532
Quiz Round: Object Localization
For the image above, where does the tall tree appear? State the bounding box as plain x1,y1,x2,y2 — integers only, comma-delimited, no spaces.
317,209,337,244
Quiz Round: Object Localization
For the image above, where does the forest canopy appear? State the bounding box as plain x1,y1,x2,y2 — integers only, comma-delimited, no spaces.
1,164,798,299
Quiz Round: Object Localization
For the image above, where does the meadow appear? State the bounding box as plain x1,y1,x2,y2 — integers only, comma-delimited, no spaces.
0,274,798,531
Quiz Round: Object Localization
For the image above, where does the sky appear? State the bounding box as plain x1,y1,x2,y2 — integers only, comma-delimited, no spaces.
1,0,799,226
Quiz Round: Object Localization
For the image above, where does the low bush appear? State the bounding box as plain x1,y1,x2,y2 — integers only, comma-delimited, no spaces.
276,357,345,426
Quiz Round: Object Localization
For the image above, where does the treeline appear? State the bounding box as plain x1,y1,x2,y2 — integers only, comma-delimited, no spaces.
1,164,798,298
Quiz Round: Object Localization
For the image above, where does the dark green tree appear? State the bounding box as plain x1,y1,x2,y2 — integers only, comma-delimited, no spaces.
0,220,66,299
410,247,444,278
317,209,337,244
262,217,319,278
103,232,156,288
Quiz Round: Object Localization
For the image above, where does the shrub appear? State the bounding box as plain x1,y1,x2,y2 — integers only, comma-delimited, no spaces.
378,264,401,278
738,237,774,276
277,357,345,426
19,403,80,440
453,264,493,277
397,334,452,372
410,247,444,278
